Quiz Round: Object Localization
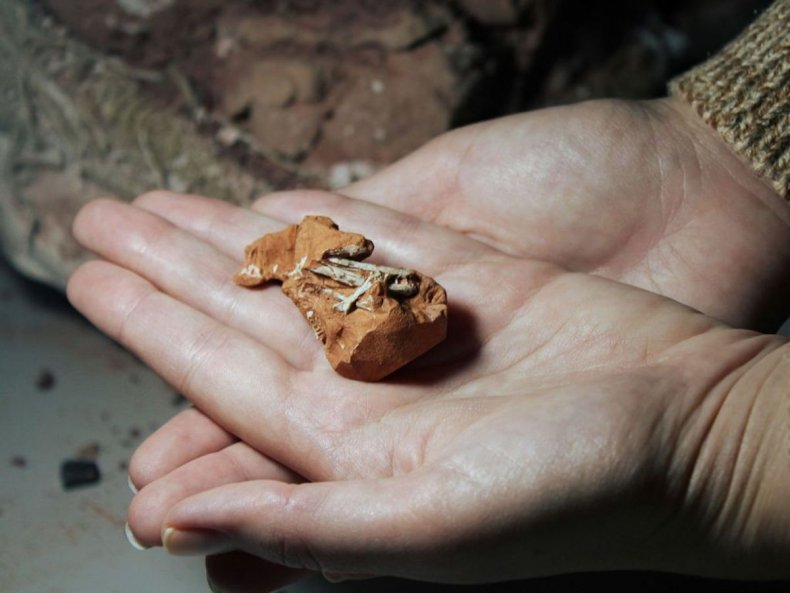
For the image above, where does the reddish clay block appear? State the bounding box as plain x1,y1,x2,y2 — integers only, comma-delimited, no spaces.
235,216,447,381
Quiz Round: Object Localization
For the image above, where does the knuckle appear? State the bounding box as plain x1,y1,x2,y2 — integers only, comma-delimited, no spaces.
262,484,331,573
272,535,325,573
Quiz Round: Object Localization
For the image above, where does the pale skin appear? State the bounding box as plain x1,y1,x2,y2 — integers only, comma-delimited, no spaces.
66,96,790,592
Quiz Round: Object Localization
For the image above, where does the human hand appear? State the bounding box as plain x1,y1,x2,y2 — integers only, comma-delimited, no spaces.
67,187,790,588
342,96,790,331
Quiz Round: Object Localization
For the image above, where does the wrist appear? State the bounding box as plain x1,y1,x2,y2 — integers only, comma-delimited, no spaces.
727,341,790,575
667,335,790,578
670,0,789,206
662,95,790,227
644,96,790,330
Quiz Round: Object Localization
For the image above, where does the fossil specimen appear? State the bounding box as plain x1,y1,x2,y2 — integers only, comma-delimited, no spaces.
234,216,447,381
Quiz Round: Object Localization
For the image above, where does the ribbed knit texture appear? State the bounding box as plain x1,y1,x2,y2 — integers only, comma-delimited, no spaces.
671,0,789,200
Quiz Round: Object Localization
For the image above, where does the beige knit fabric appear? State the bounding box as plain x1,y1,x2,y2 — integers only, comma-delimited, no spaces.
671,0,789,201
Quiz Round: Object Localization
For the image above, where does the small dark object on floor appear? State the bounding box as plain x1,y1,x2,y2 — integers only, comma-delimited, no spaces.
11,455,27,469
128,426,141,439
76,442,100,460
35,368,55,390
60,459,101,490
118,460,128,471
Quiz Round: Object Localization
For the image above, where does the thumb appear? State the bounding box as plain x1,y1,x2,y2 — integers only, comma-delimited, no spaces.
162,471,464,580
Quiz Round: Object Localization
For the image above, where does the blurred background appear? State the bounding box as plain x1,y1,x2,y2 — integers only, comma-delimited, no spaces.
0,0,776,289
1,1,787,592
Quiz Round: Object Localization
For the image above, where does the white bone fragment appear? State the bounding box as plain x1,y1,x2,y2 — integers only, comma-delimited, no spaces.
239,263,263,279
334,276,374,313
310,263,366,286
288,255,308,277
326,257,415,278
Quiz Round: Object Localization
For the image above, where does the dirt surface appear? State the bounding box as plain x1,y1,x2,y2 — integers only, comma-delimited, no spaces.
0,0,773,289
37,0,774,168
42,0,488,175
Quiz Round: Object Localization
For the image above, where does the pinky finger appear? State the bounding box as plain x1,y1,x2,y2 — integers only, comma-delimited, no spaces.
129,442,302,548
129,407,236,491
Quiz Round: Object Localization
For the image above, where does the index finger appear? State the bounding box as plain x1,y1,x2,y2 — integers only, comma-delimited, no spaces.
134,190,493,280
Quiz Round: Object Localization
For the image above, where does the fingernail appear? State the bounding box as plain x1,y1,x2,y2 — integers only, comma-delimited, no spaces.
125,522,149,551
162,526,229,556
127,475,138,494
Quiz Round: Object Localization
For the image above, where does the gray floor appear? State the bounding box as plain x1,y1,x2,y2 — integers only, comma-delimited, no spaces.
0,257,340,593
1,255,788,593
0,255,213,592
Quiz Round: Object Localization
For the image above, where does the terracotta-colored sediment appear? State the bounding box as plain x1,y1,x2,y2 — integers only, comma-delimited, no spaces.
234,216,447,381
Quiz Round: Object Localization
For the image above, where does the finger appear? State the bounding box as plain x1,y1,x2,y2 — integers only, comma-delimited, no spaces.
137,190,490,278
251,190,494,277
341,127,465,217
73,198,319,368
128,441,301,547
341,107,652,267
133,191,513,368
206,552,309,593
67,260,293,457
251,189,557,371
132,192,563,377
67,260,412,477
133,190,282,260
160,472,471,581
338,121,516,254
129,407,236,490
161,461,655,582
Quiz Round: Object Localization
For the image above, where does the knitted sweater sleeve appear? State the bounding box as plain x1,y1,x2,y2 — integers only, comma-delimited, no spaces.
671,0,789,201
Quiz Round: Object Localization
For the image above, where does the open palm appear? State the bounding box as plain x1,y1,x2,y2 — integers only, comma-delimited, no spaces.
68,184,787,589
343,97,789,331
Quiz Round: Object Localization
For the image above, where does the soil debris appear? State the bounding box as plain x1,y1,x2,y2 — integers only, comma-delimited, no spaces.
35,369,56,391
60,459,102,490
10,455,27,469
